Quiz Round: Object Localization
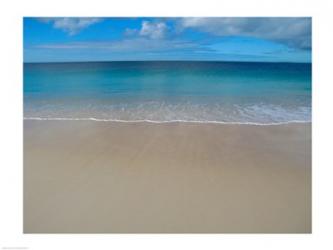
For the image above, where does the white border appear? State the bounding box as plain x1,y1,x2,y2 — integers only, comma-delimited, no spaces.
1,0,333,249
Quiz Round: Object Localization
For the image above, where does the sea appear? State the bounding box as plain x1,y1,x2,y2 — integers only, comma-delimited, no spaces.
24,61,311,125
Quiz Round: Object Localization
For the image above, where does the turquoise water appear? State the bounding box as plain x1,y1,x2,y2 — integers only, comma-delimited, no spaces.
24,61,311,124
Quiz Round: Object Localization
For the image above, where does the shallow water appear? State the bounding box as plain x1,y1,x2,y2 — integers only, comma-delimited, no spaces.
24,61,311,124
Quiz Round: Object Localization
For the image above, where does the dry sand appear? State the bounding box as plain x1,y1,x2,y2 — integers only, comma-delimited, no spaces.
24,121,311,233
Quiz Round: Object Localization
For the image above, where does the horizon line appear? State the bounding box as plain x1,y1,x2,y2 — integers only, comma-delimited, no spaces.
23,60,312,64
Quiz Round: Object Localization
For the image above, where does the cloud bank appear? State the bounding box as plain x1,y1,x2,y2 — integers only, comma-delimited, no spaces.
35,38,202,53
179,17,311,50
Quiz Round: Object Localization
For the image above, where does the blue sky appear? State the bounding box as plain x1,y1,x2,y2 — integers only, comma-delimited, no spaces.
23,17,311,63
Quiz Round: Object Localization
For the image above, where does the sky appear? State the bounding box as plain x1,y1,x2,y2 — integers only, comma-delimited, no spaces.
23,17,311,63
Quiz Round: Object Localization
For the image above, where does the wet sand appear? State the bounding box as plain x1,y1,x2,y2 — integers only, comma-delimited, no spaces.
24,121,311,233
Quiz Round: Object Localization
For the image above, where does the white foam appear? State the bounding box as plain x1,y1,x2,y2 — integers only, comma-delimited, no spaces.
23,117,311,126
24,101,311,126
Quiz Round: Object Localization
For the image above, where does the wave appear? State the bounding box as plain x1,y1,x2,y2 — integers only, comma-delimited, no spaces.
24,101,311,126
23,117,311,126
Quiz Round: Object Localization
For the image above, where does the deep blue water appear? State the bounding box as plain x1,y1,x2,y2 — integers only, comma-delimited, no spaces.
24,61,311,123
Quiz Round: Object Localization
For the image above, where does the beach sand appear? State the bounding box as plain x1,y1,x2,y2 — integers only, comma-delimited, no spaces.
24,121,311,233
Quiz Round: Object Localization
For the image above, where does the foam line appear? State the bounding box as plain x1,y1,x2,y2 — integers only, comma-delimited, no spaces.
23,117,311,126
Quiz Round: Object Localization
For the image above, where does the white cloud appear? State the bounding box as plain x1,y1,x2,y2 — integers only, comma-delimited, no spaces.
179,17,311,50
139,21,167,39
38,18,102,35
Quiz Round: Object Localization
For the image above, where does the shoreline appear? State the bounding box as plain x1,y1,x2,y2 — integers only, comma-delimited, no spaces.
23,117,311,126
